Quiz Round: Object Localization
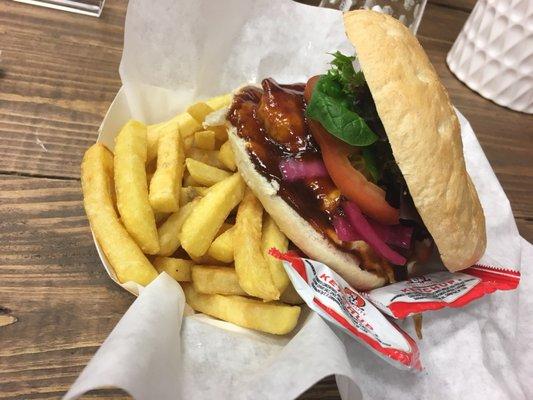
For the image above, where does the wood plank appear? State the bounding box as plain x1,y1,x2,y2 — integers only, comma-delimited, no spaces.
417,2,470,44
0,175,134,399
0,0,126,179
429,0,477,12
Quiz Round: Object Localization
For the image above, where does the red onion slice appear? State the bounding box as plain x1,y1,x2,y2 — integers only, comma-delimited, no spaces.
369,220,413,250
279,158,329,182
343,201,407,265
332,215,360,242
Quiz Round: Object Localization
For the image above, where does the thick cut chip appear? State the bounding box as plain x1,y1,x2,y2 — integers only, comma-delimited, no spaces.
262,216,290,293
234,189,280,301
187,102,215,123
147,113,202,163
207,226,234,263
186,148,224,169
209,125,228,142
183,173,199,187
205,93,232,110
185,158,231,186
149,125,185,213
114,120,159,254
191,265,246,295
157,199,198,256
180,173,245,258
194,130,216,151
183,284,301,335
146,94,230,163
81,144,157,285
218,141,237,171
153,257,192,282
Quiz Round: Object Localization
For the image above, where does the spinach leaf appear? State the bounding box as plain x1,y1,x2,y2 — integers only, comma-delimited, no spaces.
306,74,378,146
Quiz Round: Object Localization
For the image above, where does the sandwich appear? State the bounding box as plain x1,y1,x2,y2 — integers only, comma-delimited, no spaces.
225,10,486,290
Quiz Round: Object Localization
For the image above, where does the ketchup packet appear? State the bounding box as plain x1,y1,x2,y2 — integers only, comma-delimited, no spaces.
270,249,422,371
365,265,521,319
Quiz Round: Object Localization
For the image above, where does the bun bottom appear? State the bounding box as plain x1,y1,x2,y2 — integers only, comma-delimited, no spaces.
228,127,386,290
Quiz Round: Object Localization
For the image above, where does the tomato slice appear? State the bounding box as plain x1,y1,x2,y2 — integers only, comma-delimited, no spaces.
305,76,399,225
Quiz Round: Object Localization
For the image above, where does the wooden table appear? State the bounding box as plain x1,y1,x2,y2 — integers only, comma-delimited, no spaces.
0,0,531,398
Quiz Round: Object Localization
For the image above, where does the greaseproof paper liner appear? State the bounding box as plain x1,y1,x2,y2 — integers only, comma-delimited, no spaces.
65,0,532,398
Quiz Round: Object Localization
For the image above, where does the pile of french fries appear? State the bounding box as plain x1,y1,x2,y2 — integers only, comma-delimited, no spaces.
81,94,303,335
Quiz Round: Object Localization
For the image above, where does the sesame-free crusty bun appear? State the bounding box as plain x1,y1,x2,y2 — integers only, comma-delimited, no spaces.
228,128,386,290
344,10,486,271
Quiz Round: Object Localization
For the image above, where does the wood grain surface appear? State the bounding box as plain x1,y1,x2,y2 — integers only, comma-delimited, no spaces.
0,0,531,399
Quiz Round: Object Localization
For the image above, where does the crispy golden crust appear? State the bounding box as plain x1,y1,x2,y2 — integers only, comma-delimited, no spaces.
344,10,486,270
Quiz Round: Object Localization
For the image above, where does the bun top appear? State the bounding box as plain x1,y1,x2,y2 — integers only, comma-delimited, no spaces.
343,10,486,271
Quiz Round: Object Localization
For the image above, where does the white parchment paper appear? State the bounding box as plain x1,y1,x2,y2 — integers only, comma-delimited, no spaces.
65,0,533,398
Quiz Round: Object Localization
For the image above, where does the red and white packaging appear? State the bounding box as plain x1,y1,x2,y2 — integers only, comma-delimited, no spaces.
365,265,521,319
270,249,422,371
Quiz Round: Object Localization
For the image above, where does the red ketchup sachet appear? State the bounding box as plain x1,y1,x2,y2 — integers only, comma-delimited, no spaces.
270,249,422,371
364,265,520,319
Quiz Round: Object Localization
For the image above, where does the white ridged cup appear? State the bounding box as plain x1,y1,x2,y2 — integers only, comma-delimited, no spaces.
447,0,533,114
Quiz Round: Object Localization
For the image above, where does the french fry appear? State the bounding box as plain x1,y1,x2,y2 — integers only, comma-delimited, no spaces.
186,148,224,169
146,113,202,163
184,135,194,151
280,284,304,305
194,130,216,151
183,172,199,187
218,141,236,171
207,226,234,263
183,284,301,335
185,158,231,186
205,93,232,110
177,113,203,138
262,216,290,293
180,173,245,258
81,144,157,286
114,120,160,254
234,190,280,301
191,265,246,295
153,257,193,282
146,125,160,164
193,186,210,196
149,126,185,213
210,125,228,142
146,94,230,163
157,199,198,256
187,102,214,123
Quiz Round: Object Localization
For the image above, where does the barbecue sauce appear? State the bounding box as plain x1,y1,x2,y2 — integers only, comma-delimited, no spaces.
228,79,397,281
227,79,340,237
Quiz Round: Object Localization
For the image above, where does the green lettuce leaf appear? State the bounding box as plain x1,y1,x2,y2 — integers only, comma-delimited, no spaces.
306,73,378,147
